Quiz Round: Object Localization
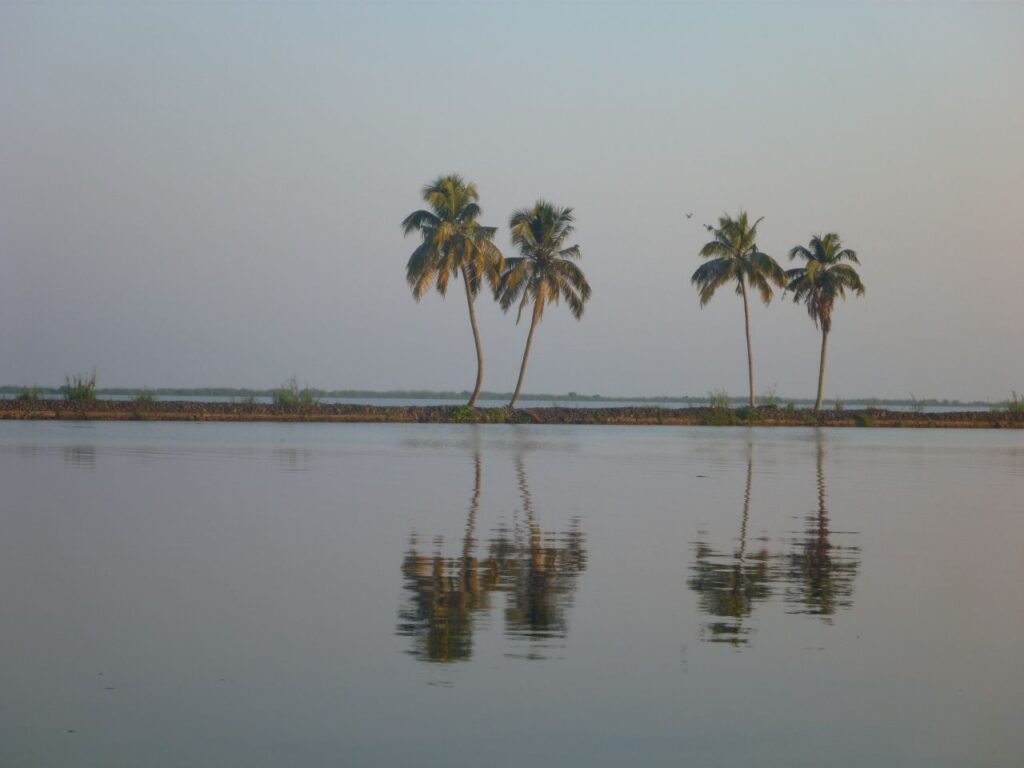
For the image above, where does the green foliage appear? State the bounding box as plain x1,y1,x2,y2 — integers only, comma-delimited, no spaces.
759,385,780,410
785,401,797,413
1004,391,1024,415
15,386,42,401
854,412,876,427
63,372,97,401
908,393,926,414
450,405,476,422
786,233,865,334
403,175,504,301
499,201,591,321
692,211,786,307
135,388,156,403
834,399,844,412
702,390,738,425
702,409,739,426
272,377,318,406
707,389,732,410
737,406,761,423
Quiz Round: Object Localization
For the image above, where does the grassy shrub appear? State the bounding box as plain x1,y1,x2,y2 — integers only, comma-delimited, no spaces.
15,386,42,401
272,377,318,406
450,405,477,422
759,386,781,410
737,406,761,423
135,388,156,403
63,372,97,401
701,410,737,426
854,411,876,428
1005,391,1024,415
707,389,731,410
483,408,509,424
701,388,737,425
833,399,844,412
909,393,926,414
784,401,797,413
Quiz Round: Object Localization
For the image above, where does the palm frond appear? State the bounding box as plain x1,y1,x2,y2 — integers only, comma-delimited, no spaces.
402,209,440,237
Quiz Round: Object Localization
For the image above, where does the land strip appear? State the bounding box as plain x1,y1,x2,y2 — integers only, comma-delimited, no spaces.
1,400,1021,428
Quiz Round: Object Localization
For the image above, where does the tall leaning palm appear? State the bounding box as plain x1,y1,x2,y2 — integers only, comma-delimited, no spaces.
786,233,865,412
402,175,504,406
499,201,591,408
692,212,786,408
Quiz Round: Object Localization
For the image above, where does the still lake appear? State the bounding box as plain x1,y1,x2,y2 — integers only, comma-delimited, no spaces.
1,422,1022,766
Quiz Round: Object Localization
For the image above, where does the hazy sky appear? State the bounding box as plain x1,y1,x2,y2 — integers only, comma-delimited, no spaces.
2,1,1022,400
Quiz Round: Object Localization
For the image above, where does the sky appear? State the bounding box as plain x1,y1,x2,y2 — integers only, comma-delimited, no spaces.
2,0,1022,401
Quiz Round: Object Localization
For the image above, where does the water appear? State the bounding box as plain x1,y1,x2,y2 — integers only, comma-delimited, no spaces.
1,422,1021,766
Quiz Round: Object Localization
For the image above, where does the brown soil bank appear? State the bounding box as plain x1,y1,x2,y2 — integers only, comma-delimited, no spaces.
2,400,1022,428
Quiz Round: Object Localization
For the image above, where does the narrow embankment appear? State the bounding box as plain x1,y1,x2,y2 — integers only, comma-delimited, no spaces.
1,400,1021,428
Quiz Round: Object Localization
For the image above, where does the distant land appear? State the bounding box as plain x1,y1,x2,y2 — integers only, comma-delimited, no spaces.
0,386,1003,408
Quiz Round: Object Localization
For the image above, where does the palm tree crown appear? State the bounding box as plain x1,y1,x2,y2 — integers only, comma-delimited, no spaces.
500,201,590,322
402,175,503,300
499,201,591,408
785,233,864,333
692,211,785,306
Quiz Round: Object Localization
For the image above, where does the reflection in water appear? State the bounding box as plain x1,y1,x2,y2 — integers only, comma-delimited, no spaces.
497,455,586,658
271,446,313,472
397,431,586,663
687,447,772,646
63,444,96,470
783,440,859,619
688,434,860,647
397,448,492,662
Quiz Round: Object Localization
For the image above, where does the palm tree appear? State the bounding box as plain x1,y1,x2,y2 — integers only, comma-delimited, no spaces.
402,175,504,407
786,233,865,411
692,212,785,408
499,201,591,408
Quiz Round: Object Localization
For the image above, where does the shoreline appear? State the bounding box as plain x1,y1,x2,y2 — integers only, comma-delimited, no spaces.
1,400,1021,428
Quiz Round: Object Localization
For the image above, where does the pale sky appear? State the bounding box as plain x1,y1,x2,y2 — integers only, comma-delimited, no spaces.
2,1,1022,400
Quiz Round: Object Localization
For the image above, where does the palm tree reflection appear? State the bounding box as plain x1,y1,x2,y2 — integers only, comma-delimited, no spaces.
688,434,860,647
398,431,585,663
783,439,859,619
687,446,772,646
496,454,586,658
397,447,493,662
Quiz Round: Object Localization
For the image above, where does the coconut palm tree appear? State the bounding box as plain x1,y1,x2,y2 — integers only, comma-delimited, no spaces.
692,212,785,408
786,233,865,412
499,201,591,408
402,175,504,406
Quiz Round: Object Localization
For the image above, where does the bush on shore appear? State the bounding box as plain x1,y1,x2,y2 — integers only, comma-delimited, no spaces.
63,372,97,401
272,377,318,406
16,386,42,401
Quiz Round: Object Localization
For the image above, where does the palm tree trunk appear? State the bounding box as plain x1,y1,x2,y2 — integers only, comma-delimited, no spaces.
461,268,484,407
509,296,542,408
739,277,755,408
814,328,829,412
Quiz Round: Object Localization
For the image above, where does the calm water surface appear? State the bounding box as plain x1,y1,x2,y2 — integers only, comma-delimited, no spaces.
1,422,1022,766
